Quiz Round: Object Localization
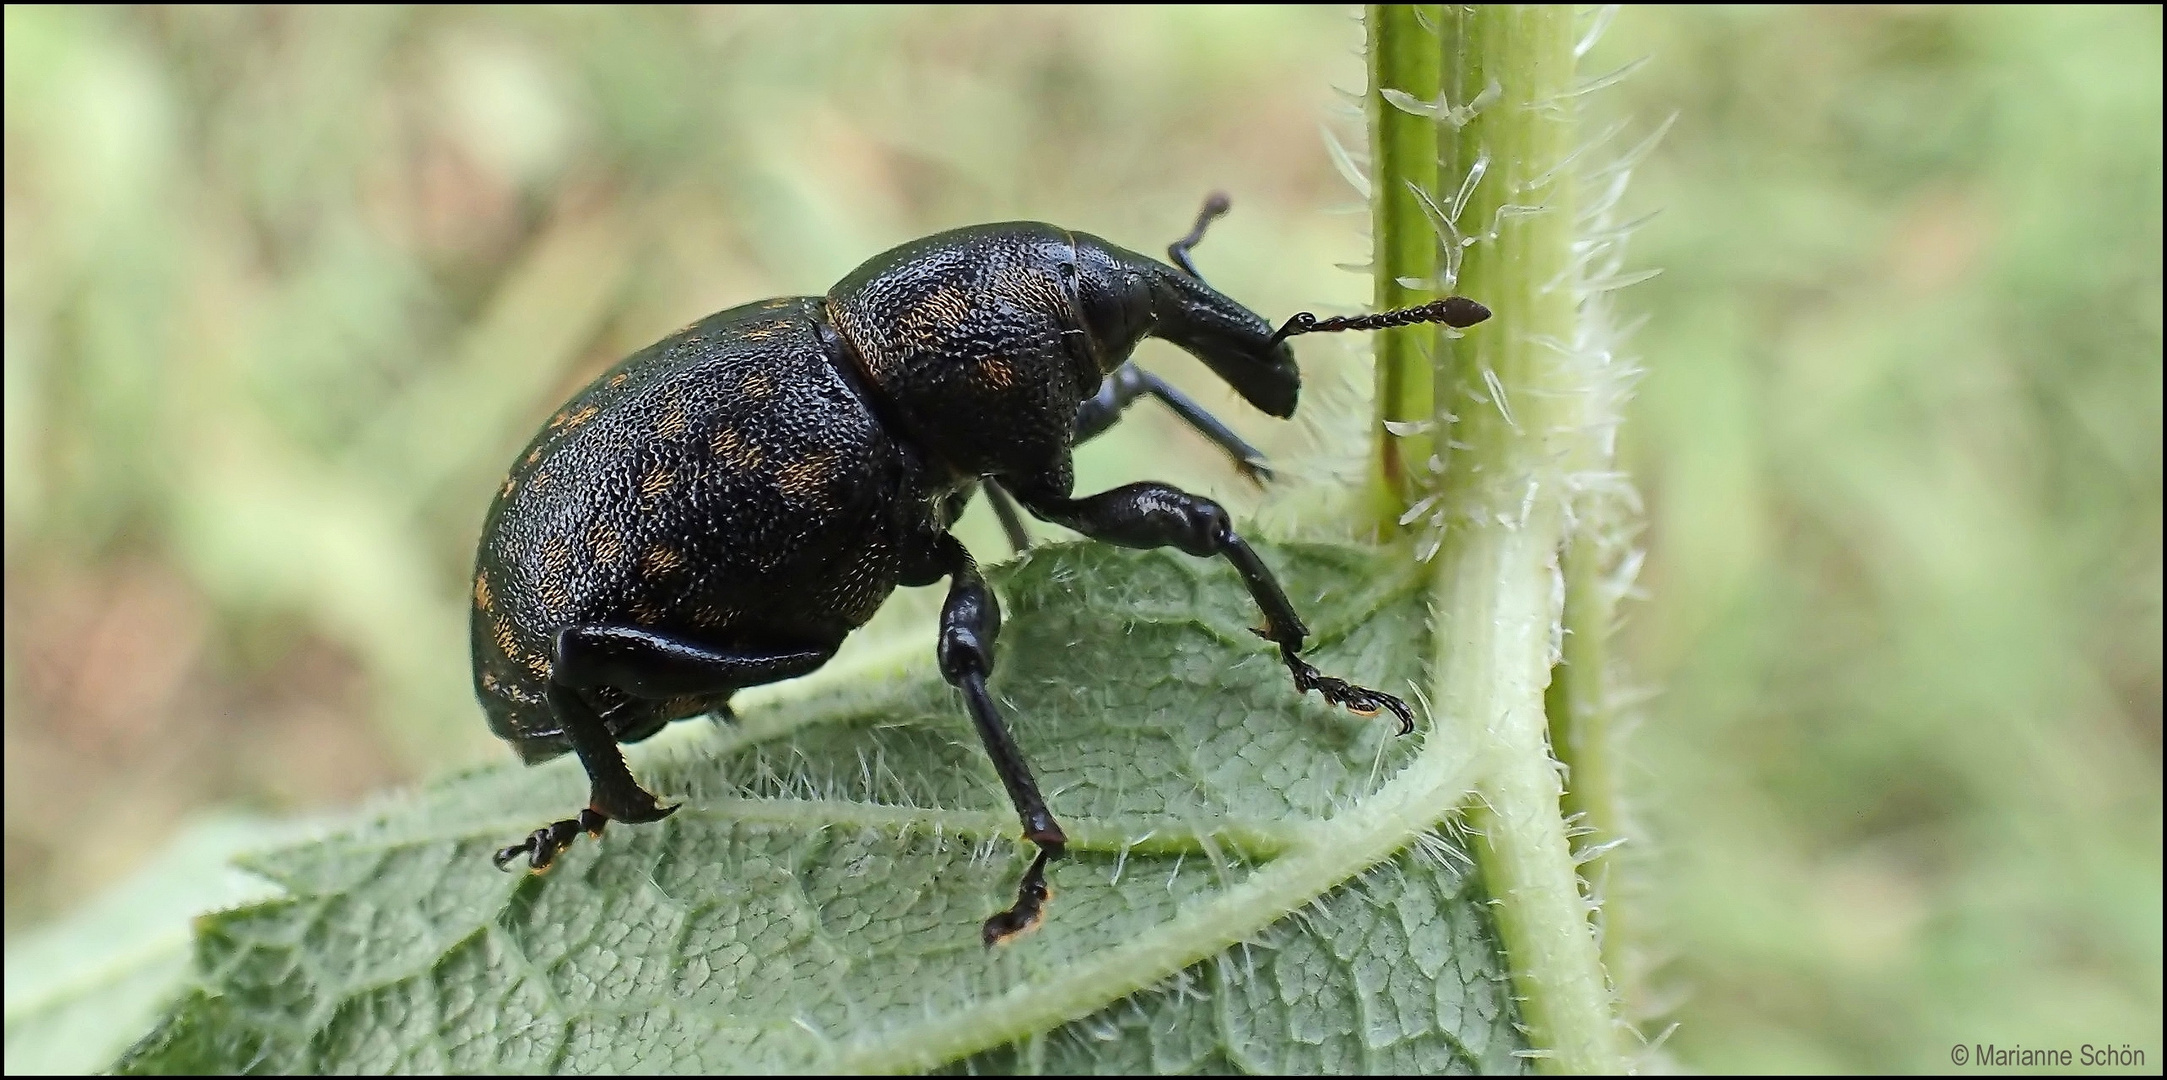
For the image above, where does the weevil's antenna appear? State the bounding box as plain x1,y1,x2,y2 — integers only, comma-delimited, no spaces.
1269,296,1493,346
1167,191,1233,281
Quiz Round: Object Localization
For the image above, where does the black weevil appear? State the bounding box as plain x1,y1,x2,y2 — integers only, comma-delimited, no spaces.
471,194,1491,944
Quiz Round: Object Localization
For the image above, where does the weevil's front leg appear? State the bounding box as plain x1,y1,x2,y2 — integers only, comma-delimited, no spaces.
996,364,1271,558
1016,481,1414,734
1073,362,1273,483
983,479,1034,554
929,534,1067,945
491,628,832,873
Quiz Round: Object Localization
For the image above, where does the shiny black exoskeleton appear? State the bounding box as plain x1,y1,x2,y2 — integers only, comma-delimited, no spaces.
472,195,1491,944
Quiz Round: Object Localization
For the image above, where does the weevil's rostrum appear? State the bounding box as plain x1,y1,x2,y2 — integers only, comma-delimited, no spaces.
472,195,1491,944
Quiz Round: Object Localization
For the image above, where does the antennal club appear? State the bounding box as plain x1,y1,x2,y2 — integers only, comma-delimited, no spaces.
1269,296,1493,346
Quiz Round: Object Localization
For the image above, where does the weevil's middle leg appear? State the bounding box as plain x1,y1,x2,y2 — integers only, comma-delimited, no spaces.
929,534,1068,945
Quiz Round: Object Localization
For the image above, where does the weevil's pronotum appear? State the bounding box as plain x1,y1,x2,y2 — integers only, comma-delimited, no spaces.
471,194,1490,944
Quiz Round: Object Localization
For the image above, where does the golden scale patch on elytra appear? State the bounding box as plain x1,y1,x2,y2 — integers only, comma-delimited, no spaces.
693,603,735,628
775,451,835,500
608,372,631,389
709,427,763,471
738,370,776,398
640,467,675,501
524,447,544,466
500,475,518,500
740,320,789,342
642,545,686,577
480,671,499,692
550,404,599,430
590,521,625,567
630,597,664,625
979,357,1018,390
473,571,493,611
534,538,575,620
656,398,690,440
537,578,574,623
492,615,519,662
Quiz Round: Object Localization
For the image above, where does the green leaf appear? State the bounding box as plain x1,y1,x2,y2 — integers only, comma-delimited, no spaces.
111,541,1525,1074
3,816,305,1075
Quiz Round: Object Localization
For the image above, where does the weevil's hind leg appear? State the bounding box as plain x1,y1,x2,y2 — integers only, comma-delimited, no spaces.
1074,363,1273,483
491,681,672,875
1016,480,1414,734
492,627,834,873
984,480,1033,555
928,534,1068,945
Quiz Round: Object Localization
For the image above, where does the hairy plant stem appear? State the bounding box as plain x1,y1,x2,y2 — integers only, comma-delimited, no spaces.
1366,4,1628,1071
1546,529,1633,1000
1366,3,1442,535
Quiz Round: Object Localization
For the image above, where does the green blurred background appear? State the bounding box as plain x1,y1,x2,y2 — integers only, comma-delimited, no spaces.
3,5,2158,1074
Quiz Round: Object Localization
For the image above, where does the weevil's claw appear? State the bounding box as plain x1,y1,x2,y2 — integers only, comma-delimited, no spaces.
982,844,1062,948
495,821,570,873
494,806,616,873
1279,645,1417,736
1310,675,1417,735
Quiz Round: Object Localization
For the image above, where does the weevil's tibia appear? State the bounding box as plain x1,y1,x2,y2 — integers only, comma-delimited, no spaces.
1015,479,1417,734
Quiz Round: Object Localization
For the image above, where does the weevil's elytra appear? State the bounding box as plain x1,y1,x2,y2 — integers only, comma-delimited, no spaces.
471,194,1491,943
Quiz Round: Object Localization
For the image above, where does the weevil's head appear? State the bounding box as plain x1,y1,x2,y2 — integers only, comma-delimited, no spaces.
1064,231,1301,419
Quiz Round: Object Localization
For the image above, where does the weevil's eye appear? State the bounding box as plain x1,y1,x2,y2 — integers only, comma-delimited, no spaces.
1064,237,1156,372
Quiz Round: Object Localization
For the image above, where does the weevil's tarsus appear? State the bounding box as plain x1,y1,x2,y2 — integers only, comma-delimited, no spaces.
494,806,614,873
1246,627,1417,734
983,846,1059,948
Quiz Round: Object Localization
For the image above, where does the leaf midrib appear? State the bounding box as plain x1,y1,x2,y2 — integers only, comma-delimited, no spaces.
821,728,1490,1072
